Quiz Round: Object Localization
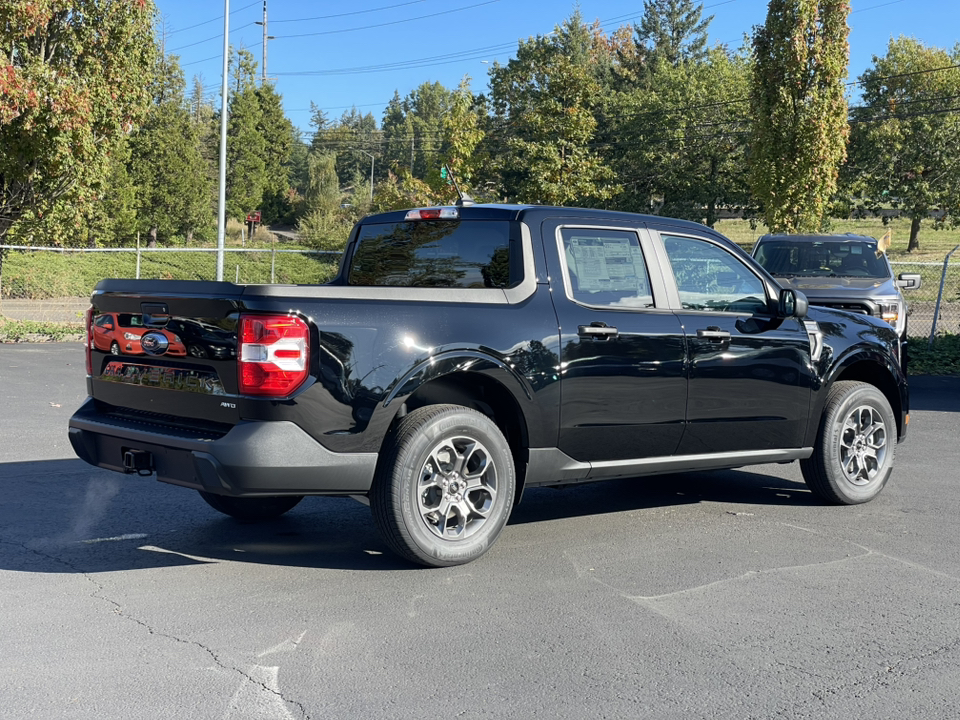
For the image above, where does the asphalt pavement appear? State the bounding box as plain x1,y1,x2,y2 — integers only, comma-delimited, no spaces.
1,343,959,719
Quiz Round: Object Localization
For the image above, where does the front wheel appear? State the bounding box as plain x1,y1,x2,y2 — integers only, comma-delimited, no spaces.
371,405,516,567
199,492,303,522
800,381,896,504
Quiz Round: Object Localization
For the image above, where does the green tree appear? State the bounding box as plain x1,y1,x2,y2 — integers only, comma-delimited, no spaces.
128,56,213,246
256,82,296,223
381,82,454,180
225,48,266,221
749,0,850,233
0,0,156,244
847,37,960,252
612,46,753,225
490,12,617,206
635,0,713,71
439,77,487,198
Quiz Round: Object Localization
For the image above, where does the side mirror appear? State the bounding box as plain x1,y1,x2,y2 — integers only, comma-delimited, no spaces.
778,288,808,319
896,273,921,290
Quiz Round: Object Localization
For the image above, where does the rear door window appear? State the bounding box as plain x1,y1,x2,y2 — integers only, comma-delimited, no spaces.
347,220,518,288
559,228,655,308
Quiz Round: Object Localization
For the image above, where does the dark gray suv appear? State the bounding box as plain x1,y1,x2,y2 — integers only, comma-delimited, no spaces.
751,233,921,340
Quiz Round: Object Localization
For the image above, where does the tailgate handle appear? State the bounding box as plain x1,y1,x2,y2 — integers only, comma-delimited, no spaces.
141,303,170,327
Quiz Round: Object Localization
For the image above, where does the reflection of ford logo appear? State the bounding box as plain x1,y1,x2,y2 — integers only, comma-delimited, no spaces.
140,332,170,356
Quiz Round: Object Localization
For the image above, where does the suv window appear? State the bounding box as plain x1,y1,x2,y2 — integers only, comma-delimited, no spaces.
348,220,517,288
754,239,889,279
560,228,654,308
662,235,767,314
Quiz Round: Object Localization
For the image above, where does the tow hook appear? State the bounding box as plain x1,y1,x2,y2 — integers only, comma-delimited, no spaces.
122,449,154,476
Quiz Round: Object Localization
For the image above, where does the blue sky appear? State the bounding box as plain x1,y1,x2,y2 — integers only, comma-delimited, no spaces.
158,0,960,132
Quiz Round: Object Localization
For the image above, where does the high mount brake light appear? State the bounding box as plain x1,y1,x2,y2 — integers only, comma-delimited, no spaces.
238,314,310,397
404,207,459,221
85,307,93,376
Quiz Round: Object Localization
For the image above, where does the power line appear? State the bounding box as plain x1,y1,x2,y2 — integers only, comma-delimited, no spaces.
271,0,430,23
168,0,261,35
272,0,500,40
170,22,257,52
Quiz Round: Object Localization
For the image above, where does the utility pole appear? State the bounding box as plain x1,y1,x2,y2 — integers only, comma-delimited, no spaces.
254,1,274,85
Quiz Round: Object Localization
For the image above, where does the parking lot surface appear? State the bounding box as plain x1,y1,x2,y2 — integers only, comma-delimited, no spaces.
1,343,959,719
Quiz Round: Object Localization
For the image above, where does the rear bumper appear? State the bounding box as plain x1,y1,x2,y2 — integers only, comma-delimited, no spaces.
68,398,377,496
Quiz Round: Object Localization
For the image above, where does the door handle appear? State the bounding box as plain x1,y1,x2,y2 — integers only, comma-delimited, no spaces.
697,326,731,341
579,322,619,340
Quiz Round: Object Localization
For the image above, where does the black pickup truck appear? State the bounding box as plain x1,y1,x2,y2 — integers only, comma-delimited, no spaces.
69,205,909,567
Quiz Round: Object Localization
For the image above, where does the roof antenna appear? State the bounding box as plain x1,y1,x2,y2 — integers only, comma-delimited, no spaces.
443,163,474,207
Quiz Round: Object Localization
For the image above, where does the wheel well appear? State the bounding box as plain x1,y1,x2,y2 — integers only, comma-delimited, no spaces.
399,373,530,499
835,360,903,435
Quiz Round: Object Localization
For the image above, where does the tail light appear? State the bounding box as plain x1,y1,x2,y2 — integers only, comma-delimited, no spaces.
85,307,94,376
238,314,310,397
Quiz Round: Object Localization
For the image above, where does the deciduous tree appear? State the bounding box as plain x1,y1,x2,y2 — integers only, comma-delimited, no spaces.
749,0,850,233
847,37,960,251
0,0,156,244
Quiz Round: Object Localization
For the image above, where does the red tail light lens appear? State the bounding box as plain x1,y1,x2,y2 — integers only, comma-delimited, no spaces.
85,307,94,376
238,314,310,397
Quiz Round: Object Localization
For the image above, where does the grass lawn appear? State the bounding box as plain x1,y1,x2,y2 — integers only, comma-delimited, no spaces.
0,244,340,300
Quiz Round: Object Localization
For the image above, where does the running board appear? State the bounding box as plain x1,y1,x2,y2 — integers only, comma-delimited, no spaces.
525,447,813,487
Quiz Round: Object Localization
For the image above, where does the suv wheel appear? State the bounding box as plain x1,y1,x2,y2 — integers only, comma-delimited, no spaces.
800,381,896,504
371,405,515,567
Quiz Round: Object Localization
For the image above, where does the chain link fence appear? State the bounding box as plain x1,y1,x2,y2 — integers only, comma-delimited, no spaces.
891,251,960,340
2,244,959,337
0,244,341,323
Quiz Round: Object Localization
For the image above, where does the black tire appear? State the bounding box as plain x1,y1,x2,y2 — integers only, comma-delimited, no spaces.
198,492,303,522
371,404,516,568
109,342,120,355
800,381,896,505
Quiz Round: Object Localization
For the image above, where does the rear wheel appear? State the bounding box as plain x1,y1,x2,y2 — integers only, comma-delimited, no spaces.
800,381,896,504
199,492,303,522
371,405,515,567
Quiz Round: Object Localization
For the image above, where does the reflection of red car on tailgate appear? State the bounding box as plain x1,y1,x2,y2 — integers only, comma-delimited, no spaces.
91,313,187,356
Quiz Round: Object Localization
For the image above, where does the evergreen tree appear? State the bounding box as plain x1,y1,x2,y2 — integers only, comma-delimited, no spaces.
749,0,850,233
225,49,266,221
625,0,712,85
128,56,213,245
256,82,296,223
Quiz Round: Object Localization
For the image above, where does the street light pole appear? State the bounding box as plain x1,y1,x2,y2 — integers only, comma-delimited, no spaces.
216,0,230,282
350,148,375,203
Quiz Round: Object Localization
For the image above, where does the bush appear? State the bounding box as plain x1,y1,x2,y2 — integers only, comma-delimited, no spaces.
907,335,960,376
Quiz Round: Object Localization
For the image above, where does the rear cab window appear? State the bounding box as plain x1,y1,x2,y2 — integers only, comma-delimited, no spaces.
347,219,523,289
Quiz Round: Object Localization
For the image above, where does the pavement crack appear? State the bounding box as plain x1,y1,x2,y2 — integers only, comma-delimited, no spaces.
0,536,311,720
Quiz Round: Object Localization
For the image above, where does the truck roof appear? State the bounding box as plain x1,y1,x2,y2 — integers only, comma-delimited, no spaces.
757,233,878,244
360,204,717,235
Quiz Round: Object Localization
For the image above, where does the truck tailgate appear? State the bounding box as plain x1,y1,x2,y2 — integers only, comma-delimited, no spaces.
88,280,245,426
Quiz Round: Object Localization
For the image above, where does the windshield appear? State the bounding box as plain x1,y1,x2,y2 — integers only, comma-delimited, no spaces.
754,239,889,279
